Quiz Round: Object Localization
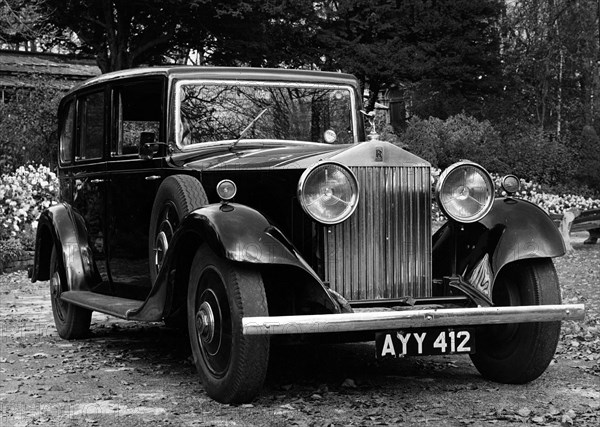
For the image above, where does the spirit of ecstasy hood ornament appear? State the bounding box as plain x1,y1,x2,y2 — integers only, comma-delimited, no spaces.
360,110,379,141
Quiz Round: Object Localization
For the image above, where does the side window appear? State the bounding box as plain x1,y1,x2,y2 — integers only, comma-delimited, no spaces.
59,101,75,163
113,81,162,156
77,91,105,160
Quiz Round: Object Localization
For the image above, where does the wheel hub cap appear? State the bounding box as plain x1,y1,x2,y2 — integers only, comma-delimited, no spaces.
154,230,169,271
195,301,215,343
50,272,61,298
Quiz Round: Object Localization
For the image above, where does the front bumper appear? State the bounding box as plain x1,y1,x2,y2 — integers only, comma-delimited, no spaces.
242,304,585,335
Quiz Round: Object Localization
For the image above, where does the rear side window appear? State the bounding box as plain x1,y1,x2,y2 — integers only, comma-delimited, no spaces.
113,81,163,156
77,91,104,160
59,101,75,163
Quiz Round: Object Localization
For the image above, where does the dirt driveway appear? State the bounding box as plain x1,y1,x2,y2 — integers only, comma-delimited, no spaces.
1,234,598,426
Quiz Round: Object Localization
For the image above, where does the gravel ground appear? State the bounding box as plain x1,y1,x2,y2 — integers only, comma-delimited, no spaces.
0,232,598,426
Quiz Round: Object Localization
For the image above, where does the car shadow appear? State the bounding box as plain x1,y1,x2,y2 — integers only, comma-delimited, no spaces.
79,320,482,399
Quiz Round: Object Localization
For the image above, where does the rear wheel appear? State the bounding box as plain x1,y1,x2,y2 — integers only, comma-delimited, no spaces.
470,258,561,383
187,246,270,403
49,245,92,339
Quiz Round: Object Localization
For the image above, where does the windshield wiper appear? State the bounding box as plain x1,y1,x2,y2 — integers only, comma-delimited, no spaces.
230,108,268,151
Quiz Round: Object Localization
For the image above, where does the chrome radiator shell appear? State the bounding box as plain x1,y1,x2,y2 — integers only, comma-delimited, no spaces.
323,166,432,301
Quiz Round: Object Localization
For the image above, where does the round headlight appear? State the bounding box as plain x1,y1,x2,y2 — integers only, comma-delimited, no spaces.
436,161,494,223
298,162,359,225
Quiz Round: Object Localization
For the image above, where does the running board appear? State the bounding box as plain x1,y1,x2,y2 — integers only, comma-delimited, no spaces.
242,304,585,335
61,291,144,320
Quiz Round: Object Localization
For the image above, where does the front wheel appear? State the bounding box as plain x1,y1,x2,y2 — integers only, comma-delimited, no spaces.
470,258,562,384
187,245,270,403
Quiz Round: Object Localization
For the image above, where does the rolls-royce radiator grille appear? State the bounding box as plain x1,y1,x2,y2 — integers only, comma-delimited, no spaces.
323,166,432,301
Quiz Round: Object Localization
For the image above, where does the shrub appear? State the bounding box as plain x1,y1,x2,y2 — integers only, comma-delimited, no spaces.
398,116,442,164
400,115,579,191
575,125,600,191
0,76,63,173
0,164,59,248
0,237,25,266
399,113,501,170
494,121,575,187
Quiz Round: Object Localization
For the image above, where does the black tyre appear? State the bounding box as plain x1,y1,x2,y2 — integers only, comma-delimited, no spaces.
49,245,92,339
470,258,562,384
149,175,208,284
187,245,270,403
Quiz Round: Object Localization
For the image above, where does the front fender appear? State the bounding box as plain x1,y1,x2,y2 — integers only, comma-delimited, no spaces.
32,203,98,291
433,198,565,287
153,203,339,316
179,203,314,269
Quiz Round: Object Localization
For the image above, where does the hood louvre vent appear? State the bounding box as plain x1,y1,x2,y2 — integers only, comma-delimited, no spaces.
323,166,432,301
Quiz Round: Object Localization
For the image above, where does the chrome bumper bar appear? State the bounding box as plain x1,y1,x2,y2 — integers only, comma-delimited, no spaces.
242,304,585,335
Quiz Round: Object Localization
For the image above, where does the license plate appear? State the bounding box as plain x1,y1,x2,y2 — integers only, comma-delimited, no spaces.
375,328,475,358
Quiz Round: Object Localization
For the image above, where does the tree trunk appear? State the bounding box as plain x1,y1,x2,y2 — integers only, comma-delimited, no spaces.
557,48,563,137
366,78,381,112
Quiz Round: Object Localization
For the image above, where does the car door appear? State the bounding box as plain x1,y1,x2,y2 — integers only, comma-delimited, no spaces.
70,88,110,289
105,78,166,297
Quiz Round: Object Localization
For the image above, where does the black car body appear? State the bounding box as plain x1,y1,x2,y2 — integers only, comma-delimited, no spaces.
33,67,585,403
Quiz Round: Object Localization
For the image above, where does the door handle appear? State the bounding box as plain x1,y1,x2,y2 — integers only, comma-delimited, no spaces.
90,178,105,183
145,175,161,181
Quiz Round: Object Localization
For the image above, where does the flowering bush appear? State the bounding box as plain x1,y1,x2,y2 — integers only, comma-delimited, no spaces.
0,164,59,250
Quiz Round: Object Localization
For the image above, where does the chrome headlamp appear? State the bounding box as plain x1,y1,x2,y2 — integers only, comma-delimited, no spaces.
436,161,494,223
298,162,359,225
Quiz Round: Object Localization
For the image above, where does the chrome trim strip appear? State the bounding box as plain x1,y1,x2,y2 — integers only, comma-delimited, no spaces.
242,304,585,335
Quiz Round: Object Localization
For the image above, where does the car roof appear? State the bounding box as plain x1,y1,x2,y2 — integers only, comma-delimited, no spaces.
64,66,360,97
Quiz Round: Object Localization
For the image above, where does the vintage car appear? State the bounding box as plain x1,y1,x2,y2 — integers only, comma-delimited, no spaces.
32,67,584,403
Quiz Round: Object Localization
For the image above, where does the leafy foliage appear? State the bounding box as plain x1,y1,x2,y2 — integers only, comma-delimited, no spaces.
38,0,320,72
399,114,499,169
0,0,47,44
40,0,206,71
493,120,575,187
0,237,24,266
575,126,600,189
317,0,503,114
503,0,599,131
204,0,320,68
399,113,582,190
2,0,598,194
0,77,62,173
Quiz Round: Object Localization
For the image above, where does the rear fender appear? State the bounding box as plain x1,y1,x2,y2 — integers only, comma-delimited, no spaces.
32,203,98,290
157,203,340,315
433,198,565,289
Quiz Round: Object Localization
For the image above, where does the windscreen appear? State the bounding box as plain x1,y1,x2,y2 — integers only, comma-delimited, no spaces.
176,82,355,146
